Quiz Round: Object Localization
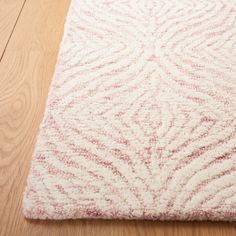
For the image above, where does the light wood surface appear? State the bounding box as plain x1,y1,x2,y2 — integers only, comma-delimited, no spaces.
0,0,26,60
0,0,235,235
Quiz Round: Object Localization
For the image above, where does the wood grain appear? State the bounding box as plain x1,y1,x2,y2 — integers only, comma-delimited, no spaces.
0,0,26,59
0,0,235,235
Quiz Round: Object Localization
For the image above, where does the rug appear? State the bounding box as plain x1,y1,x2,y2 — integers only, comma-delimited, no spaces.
23,0,236,221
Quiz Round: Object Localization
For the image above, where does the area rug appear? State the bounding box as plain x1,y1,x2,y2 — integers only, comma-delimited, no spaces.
23,0,236,221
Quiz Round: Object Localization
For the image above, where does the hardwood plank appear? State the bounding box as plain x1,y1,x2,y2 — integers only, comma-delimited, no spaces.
0,0,235,235
0,0,26,59
5,1,68,52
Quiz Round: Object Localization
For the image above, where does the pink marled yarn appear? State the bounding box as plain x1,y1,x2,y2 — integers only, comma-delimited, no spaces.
23,0,236,220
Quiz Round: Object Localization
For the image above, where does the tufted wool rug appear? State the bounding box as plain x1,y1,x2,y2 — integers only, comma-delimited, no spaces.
23,0,236,221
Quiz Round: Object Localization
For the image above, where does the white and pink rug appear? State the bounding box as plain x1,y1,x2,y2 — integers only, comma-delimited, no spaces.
23,0,236,220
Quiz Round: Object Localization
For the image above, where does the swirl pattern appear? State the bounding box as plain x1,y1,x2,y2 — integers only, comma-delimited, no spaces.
23,0,236,220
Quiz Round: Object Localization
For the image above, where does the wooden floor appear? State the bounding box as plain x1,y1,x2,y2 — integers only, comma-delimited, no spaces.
0,0,235,235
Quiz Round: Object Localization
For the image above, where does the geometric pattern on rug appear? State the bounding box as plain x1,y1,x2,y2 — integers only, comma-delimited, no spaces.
23,0,236,220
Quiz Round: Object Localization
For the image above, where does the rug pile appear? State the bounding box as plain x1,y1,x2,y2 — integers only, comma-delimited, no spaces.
23,0,236,220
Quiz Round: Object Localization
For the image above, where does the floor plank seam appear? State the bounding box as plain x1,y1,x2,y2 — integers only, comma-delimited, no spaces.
0,0,27,63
